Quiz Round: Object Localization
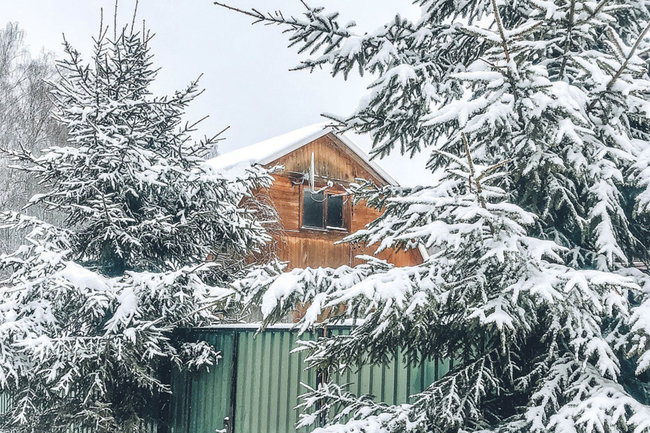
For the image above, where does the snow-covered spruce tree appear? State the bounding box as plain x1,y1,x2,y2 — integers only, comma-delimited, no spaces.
220,1,650,431
0,21,273,433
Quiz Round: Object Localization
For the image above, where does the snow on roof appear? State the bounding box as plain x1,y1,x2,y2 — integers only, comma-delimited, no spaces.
206,123,398,185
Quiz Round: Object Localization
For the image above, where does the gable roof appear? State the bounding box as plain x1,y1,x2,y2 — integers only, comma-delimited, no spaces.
206,123,398,186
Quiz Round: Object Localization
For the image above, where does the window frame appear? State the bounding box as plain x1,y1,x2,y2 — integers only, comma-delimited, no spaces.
300,184,349,232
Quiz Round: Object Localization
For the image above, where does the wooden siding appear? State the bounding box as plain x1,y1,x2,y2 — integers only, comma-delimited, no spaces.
262,132,422,270
268,134,385,185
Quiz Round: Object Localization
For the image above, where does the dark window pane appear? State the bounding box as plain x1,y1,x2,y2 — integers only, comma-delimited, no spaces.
326,195,344,228
303,189,324,228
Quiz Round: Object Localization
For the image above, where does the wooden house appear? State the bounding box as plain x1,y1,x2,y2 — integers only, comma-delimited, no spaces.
168,126,429,433
207,124,424,271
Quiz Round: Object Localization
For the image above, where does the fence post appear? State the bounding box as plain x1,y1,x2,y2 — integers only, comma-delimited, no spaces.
226,331,240,433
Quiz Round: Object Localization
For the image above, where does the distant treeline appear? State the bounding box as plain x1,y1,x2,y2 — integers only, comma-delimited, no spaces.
0,22,66,255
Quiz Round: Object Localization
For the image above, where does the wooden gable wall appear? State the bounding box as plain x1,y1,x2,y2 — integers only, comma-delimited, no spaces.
262,133,422,270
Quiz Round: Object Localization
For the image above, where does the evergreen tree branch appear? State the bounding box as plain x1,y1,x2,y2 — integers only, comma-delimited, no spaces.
588,21,650,111
578,0,610,25
605,22,650,91
213,1,352,38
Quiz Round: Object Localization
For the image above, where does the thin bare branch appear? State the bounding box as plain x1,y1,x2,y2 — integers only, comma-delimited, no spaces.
559,0,576,79
98,7,104,43
213,2,266,23
476,158,514,182
130,0,140,35
462,133,495,235
489,0,510,62
462,135,481,204
113,0,118,40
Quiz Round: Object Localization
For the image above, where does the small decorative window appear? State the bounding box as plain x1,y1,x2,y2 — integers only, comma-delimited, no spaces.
302,187,346,230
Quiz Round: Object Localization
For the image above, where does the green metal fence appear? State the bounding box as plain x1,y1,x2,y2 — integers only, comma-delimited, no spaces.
0,327,449,433
168,326,448,433
0,393,10,415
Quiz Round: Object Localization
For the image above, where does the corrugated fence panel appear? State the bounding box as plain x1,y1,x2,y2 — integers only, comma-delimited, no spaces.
169,327,451,433
233,329,318,433
169,330,237,433
0,393,11,414
328,328,440,406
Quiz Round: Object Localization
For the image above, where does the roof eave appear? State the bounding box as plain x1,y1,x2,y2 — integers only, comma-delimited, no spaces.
332,133,399,186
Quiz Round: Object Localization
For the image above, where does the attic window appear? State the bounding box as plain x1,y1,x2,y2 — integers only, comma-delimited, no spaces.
302,189,324,228
302,188,346,230
326,195,343,228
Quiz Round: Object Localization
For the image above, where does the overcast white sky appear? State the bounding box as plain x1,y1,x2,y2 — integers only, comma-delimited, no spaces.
1,0,432,185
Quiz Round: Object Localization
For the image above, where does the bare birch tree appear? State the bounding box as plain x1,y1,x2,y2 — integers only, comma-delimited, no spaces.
0,22,66,254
